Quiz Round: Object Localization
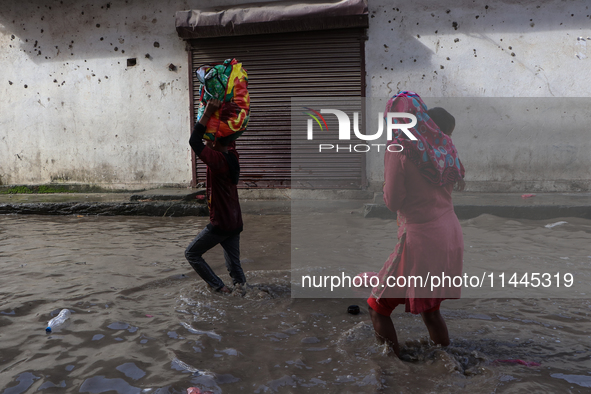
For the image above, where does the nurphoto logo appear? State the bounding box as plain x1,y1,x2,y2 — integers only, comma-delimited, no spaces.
303,108,417,153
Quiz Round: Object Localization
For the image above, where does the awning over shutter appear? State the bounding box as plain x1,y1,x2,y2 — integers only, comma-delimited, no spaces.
176,0,368,39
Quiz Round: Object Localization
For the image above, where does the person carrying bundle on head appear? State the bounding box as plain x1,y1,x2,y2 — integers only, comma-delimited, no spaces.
184,59,250,293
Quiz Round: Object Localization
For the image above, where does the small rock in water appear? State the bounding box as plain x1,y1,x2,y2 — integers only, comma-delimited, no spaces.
347,305,360,315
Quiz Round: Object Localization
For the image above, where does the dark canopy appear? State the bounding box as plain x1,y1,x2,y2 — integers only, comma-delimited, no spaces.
175,0,368,39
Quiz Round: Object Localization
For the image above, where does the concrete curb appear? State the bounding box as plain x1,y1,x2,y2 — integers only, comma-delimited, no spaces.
363,203,591,220
1,189,590,220
129,188,206,202
0,202,208,217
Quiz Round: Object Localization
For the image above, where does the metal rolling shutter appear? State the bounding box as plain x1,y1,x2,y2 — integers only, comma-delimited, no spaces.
190,28,366,189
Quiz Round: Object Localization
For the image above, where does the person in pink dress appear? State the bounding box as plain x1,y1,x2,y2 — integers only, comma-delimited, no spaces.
367,91,465,357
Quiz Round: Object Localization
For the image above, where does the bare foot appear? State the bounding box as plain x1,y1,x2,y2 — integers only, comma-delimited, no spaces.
369,306,401,357
420,310,450,346
218,286,231,294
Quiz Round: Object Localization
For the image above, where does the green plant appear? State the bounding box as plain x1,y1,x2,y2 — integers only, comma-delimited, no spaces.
1,186,34,194
0,185,74,194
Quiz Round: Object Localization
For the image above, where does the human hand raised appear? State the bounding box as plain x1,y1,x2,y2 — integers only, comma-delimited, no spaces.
204,99,222,117
199,99,222,126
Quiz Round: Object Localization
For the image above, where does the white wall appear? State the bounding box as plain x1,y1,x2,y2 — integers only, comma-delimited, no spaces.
365,0,591,192
1,0,198,189
2,0,589,191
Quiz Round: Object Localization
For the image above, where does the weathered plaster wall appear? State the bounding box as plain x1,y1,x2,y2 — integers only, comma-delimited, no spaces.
1,0,196,189
365,0,591,192
2,0,589,191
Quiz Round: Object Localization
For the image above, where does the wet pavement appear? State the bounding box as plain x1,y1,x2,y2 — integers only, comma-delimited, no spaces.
1,209,591,392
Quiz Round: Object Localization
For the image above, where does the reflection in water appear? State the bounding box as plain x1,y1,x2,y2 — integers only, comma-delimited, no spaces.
0,214,590,392
2,372,40,394
78,376,141,394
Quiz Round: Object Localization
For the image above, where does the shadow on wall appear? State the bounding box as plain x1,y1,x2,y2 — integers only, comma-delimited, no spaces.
367,0,591,72
0,0,182,65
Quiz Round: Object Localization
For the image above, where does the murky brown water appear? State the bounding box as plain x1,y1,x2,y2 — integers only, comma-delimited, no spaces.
1,213,591,393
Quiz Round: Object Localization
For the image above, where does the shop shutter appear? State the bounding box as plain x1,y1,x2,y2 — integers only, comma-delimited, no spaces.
190,28,366,189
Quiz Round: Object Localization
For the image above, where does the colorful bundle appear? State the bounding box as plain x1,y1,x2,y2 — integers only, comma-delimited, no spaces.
195,58,250,141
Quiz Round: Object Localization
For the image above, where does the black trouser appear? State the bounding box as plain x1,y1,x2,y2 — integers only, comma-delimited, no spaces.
185,227,245,290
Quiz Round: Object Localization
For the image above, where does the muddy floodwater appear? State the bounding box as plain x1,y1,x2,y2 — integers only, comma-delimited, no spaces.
1,212,591,393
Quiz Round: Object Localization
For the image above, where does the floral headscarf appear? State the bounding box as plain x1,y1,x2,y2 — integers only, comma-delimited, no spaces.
386,91,464,186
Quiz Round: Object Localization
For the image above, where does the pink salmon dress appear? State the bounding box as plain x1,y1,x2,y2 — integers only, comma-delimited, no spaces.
369,151,464,314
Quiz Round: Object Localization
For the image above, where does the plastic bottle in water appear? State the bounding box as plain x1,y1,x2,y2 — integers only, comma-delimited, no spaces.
46,309,71,333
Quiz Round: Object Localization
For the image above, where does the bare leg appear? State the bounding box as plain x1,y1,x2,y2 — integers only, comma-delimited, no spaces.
420,310,450,346
369,306,400,357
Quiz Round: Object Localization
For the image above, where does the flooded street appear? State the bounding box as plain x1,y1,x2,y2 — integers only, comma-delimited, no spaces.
1,213,591,393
